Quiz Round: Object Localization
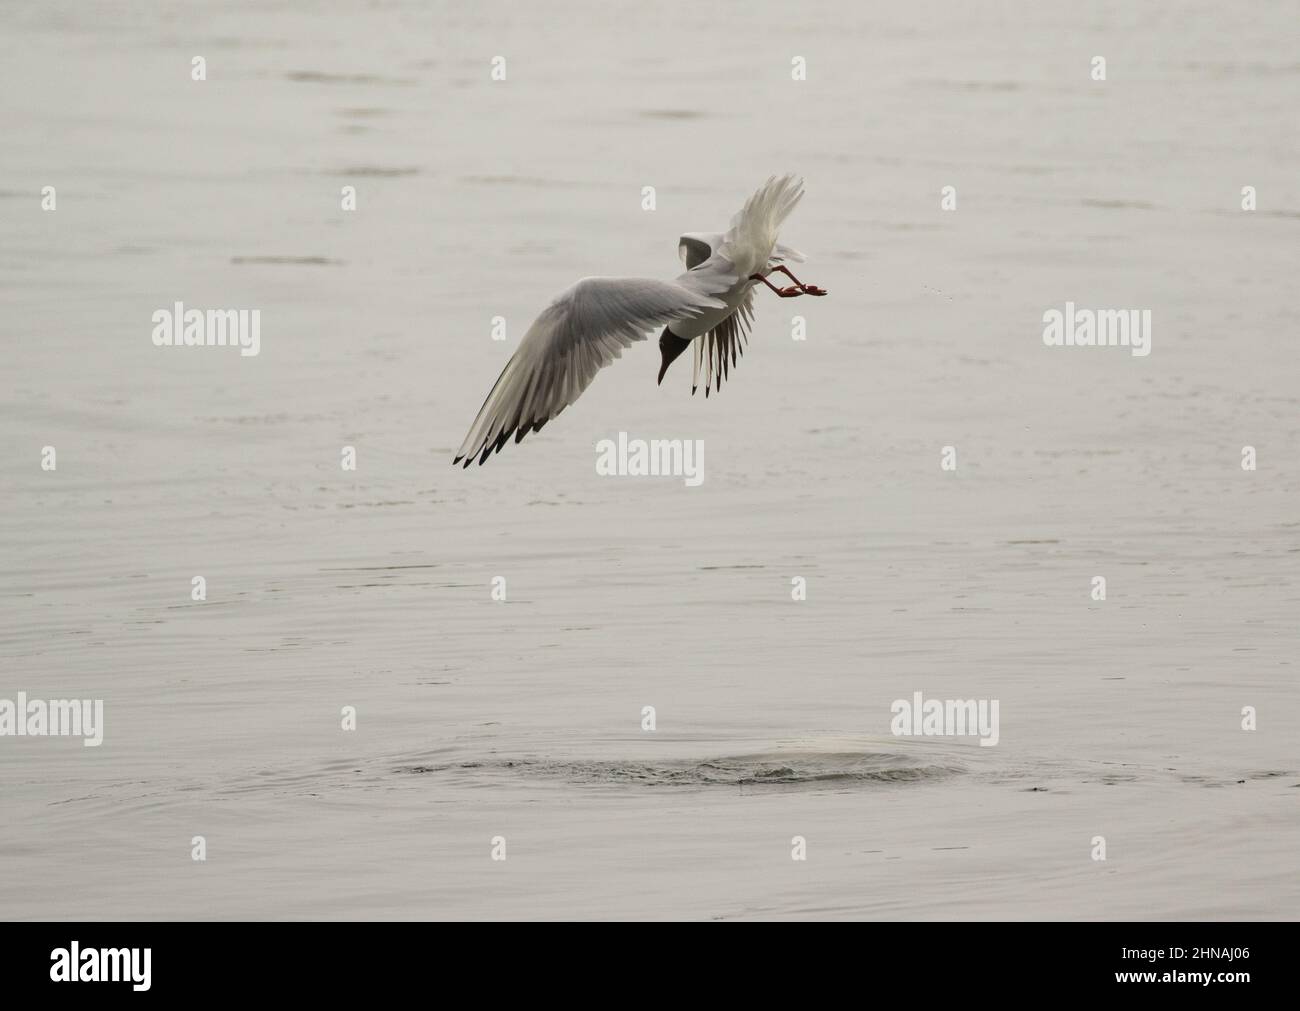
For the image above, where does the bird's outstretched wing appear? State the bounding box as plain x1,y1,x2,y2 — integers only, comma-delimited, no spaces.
718,174,804,277
673,176,806,395
692,285,754,397
454,276,724,466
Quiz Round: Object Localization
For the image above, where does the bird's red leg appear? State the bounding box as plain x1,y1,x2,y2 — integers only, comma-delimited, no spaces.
772,265,827,296
749,273,805,297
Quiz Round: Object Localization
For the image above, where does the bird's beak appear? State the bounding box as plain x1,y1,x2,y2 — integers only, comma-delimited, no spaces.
658,328,691,386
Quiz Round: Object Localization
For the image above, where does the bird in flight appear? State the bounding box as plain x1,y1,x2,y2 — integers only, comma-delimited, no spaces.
453,174,826,467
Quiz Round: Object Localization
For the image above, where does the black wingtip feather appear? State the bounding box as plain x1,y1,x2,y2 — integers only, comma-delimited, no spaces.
460,418,550,467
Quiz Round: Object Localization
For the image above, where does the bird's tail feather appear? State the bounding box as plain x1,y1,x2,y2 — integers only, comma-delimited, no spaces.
773,242,806,263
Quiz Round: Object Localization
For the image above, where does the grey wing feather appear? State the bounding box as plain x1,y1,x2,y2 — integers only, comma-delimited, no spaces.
677,232,725,270
454,276,724,466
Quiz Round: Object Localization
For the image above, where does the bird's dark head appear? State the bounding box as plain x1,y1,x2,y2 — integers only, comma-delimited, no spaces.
657,327,692,385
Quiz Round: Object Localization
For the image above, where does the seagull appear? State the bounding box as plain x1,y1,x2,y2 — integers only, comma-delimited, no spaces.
453,174,826,468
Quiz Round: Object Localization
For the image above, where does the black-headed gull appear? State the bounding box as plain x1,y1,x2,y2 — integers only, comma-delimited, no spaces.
453,174,825,467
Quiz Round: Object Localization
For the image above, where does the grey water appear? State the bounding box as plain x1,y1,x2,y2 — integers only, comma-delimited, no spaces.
1,0,1297,919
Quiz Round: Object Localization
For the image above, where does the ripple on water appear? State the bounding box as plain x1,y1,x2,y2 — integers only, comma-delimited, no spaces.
397,751,963,790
